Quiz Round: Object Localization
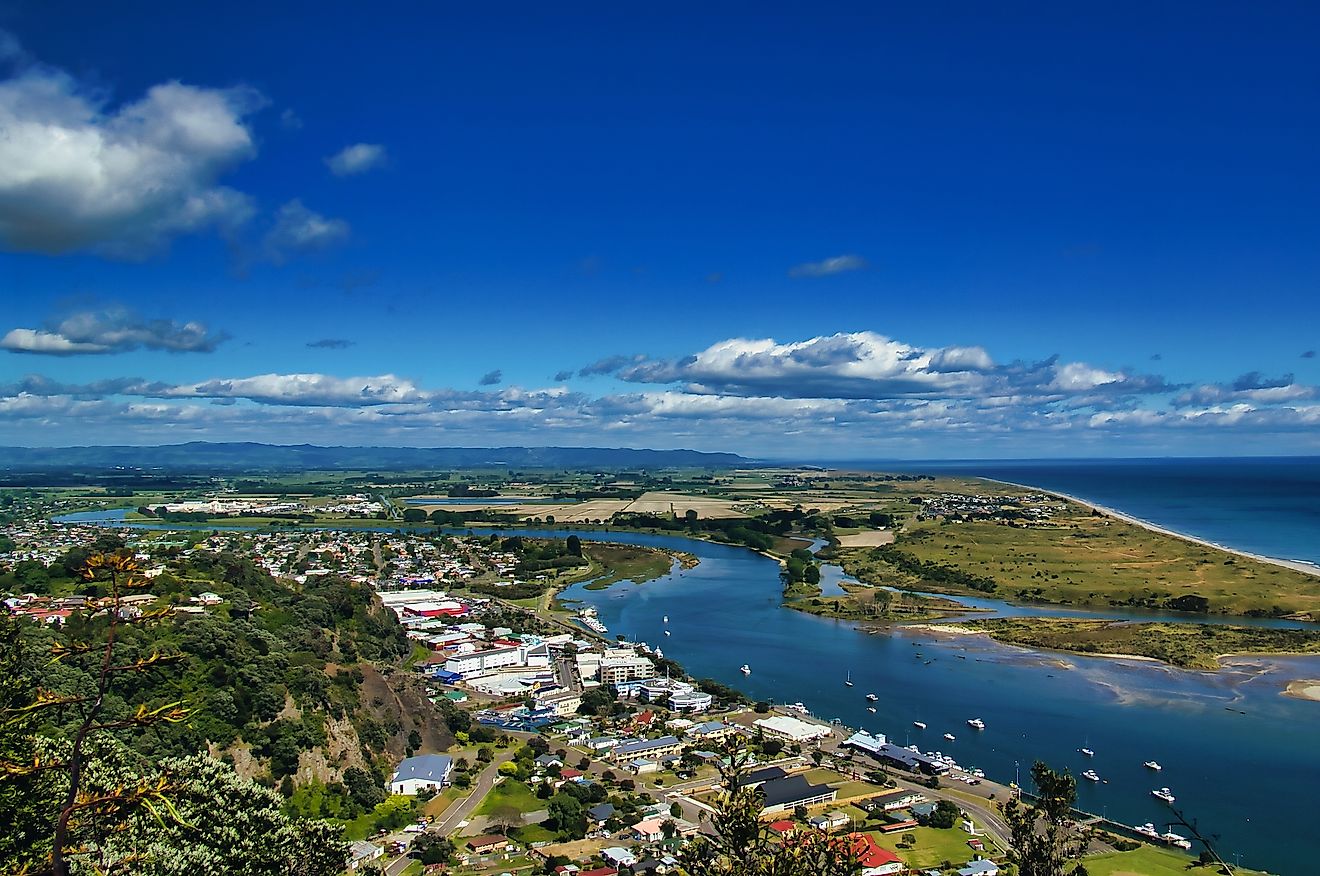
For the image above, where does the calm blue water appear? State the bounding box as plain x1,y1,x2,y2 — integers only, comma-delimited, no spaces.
847,457,1320,567
543,529,1316,876
53,463,1320,874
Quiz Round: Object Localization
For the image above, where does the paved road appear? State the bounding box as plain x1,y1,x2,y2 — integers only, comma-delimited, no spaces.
435,749,520,835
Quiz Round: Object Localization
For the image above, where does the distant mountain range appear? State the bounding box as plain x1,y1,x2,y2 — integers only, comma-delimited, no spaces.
0,442,754,471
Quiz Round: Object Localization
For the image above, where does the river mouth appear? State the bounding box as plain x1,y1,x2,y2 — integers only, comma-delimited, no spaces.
48,511,1320,873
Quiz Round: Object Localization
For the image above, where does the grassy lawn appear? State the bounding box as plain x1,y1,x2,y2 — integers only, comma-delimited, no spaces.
422,785,467,817
870,825,993,870
511,823,558,844
474,779,543,817
341,795,418,841
1083,845,1270,876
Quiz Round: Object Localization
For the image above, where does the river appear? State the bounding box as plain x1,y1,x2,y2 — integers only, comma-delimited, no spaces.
54,510,1315,873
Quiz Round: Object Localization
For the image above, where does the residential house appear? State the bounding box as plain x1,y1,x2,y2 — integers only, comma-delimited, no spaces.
957,860,1000,876
389,754,453,795
846,832,905,876
465,834,510,854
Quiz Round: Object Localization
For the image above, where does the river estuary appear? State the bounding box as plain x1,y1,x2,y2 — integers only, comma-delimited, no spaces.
56,511,1318,873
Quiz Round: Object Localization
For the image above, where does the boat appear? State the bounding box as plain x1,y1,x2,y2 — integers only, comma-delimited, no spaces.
664,630,671,636
845,670,854,687
740,664,751,675
1080,748,1095,757
1081,769,1100,782
865,693,878,701
1161,830,1192,850
1152,787,1176,803
786,702,809,714
653,647,663,658
943,733,956,741
1144,760,1162,771
1135,823,1160,839
663,615,668,623
867,706,877,713
912,721,927,730
967,718,985,730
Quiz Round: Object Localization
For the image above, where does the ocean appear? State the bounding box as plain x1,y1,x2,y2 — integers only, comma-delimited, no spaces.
838,457,1320,567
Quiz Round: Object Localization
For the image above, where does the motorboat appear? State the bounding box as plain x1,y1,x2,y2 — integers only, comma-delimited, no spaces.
740,664,751,675
664,630,671,636
867,707,877,713
944,733,956,741
967,718,985,730
663,615,668,623
1161,830,1192,850
865,693,878,701
912,721,927,730
845,670,854,687
1152,787,1175,803
1079,748,1095,757
1135,823,1160,838
1081,769,1100,782
1144,760,1162,771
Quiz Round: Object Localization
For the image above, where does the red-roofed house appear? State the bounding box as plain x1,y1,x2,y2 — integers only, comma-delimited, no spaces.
846,832,904,876
558,768,584,781
769,819,797,836
578,868,618,876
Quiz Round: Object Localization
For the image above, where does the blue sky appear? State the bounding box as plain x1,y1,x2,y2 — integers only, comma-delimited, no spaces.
1,2,1317,458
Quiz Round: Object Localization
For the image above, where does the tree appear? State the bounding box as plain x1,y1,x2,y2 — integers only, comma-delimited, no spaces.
927,799,959,829
547,791,586,839
401,508,427,523
0,554,190,876
566,535,582,557
411,833,455,866
344,766,385,809
1004,762,1089,876
489,802,525,836
681,753,860,876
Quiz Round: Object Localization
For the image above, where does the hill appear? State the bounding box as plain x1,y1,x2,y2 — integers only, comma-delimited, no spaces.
0,442,753,472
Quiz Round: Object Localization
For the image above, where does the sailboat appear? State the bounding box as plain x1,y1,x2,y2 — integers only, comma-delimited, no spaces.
844,670,854,687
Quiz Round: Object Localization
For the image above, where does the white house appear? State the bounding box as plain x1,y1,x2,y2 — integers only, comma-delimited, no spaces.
389,754,453,795
347,841,383,871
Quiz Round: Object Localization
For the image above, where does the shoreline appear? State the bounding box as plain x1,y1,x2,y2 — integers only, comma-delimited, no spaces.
1282,679,1320,702
979,477,1320,579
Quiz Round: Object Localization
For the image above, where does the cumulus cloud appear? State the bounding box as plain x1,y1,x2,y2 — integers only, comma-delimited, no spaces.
1174,373,1317,408
586,332,1172,404
1,307,227,355
787,254,867,278
162,373,428,407
306,338,354,349
325,143,387,176
478,369,503,386
0,57,261,255
553,370,574,382
264,200,349,261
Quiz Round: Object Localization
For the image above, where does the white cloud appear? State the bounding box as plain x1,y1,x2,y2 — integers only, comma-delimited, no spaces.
596,332,1173,406
325,143,387,176
264,200,350,260
787,254,868,278
0,307,227,355
0,64,261,255
167,373,426,407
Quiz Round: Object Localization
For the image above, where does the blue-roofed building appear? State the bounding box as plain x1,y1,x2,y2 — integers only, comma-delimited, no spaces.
957,860,1000,876
389,754,453,795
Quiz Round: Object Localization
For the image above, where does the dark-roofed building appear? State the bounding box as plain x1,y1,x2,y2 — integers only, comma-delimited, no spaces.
758,774,837,814
873,743,948,775
736,765,788,788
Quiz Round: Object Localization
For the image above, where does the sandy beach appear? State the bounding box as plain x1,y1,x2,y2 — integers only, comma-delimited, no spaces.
983,478,1320,579
1282,679,1320,702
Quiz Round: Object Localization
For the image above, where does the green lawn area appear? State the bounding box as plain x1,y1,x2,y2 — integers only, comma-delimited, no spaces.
341,795,419,841
1084,846,1267,876
511,823,558,844
474,779,543,817
870,826,998,870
